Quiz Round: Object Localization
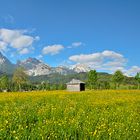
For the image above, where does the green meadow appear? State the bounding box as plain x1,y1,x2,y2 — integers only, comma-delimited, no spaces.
0,90,140,140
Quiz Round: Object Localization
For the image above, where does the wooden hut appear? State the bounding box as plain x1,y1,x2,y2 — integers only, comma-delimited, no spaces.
66,79,85,91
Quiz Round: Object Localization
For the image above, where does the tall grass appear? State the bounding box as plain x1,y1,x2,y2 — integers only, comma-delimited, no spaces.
0,90,140,139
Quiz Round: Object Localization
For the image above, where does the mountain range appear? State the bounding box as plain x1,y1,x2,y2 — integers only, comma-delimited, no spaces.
0,52,91,76
0,52,136,86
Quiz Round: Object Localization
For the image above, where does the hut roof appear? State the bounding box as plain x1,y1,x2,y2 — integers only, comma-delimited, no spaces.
67,79,85,84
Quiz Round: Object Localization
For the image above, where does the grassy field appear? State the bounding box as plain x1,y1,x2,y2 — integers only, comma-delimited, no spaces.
0,90,140,140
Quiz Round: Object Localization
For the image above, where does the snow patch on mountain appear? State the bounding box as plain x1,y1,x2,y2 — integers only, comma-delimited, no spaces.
52,66,76,75
70,63,91,73
17,58,51,76
0,52,92,76
0,58,5,64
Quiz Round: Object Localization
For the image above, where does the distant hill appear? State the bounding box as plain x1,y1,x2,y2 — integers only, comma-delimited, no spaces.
29,72,119,83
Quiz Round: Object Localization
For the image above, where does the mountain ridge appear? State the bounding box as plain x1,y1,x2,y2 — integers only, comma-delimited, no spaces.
0,52,15,74
0,52,91,76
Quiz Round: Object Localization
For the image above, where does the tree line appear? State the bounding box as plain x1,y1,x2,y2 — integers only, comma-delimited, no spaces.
87,70,140,90
0,67,66,92
0,67,140,92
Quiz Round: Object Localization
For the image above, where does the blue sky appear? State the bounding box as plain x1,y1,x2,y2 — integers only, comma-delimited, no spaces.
0,0,140,75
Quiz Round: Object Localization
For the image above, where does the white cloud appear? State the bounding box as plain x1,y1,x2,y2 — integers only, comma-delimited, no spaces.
11,35,34,49
69,50,125,63
42,44,64,55
19,48,30,54
0,28,21,43
69,50,140,76
72,42,83,47
0,28,39,54
35,36,40,41
125,66,140,76
67,42,84,48
102,50,125,62
69,53,103,63
69,50,127,73
36,55,43,59
103,61,125,67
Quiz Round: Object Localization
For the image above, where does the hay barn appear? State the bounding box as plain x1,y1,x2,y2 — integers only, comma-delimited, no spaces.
66,79,85,91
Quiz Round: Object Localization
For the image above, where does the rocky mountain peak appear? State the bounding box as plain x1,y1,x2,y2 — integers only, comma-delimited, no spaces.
0,52,15,74
0,52,91,76
70,63,91,73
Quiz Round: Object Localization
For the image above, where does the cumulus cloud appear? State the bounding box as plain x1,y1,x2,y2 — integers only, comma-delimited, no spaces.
69,50,127,73
69,50,140,76
11,35,34,49
69,53,103,63
42,44,64,55
0,28,39,54
125,66,140,76
102,50,125,62
70,50,125,63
